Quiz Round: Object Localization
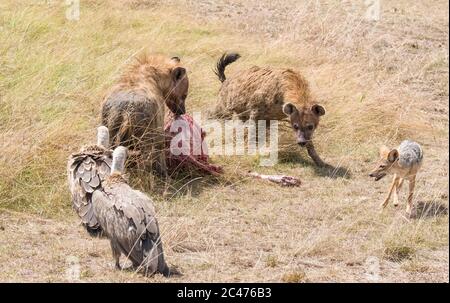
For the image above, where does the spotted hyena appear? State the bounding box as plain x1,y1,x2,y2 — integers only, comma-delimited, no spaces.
210,53,326,166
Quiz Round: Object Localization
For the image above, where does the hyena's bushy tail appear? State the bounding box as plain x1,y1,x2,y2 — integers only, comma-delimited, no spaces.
214,52,241,83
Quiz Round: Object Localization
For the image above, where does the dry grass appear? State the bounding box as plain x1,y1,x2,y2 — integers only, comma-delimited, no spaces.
282,270,308,283
0,0,448,282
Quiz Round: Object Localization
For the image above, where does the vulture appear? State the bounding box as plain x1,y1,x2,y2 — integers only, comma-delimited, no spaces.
92,146,174,277
67,126,112,236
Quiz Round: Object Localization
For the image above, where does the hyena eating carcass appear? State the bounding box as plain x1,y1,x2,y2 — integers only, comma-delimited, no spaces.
101,54,189,175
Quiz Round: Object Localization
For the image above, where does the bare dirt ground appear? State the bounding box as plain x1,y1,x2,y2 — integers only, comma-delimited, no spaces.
0,197,448,282
0,0,448,282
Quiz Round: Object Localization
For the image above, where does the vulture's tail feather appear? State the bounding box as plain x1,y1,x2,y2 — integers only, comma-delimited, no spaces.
85,225,103,238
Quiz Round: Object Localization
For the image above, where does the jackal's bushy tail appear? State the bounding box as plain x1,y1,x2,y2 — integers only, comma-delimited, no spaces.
214,52,241,82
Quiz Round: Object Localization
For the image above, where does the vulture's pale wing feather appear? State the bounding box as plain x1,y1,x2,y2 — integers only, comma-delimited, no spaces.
112,184,146,237
80,180,94,193
67,148,111,234
81,169,92,183
130,189,158,237
89,174,100,188
78,201,91,218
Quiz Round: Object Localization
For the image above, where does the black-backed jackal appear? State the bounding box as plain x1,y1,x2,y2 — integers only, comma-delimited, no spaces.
369,140,423,216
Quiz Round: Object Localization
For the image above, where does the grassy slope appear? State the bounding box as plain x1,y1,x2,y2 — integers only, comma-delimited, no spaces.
0,0,448,282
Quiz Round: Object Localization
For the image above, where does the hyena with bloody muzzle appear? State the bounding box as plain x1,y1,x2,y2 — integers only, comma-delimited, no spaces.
101,53,189,176
210,53,327,166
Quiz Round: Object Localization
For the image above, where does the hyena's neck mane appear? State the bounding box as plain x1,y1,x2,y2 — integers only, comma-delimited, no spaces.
115,53,174,100
280,69,313,107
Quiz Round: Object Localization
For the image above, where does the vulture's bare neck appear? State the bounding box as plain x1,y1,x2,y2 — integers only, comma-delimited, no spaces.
111,146,127,174
97,126,110,148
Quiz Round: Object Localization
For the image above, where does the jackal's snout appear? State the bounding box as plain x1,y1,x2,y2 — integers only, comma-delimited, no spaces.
369,145,399,181
369,171,386,181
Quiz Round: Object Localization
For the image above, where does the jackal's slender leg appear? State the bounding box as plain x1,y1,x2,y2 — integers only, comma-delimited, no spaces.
381,174,398,208
393,177,403,207
406,176,416,215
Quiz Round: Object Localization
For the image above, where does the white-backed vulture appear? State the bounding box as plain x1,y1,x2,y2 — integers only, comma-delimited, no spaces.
92,146,174,277
67,126,112,236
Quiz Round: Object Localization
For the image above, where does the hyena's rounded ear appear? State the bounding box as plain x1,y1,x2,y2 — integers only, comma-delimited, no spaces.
388,149,399,163
282,103,298,116
311,104,325,116
172,66,186,81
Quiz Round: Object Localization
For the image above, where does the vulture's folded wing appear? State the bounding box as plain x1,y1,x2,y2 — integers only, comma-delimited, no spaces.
67,148,112,233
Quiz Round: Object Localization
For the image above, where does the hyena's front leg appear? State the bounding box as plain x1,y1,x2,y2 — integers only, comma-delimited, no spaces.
382,174,398,209
406,176,416,216
141,128,167,177
306,142,326,167
154,132,168,178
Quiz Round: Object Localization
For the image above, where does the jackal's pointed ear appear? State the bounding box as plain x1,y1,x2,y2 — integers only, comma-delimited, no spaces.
282,103,298,116
388,149,399,163
311,104,325,116
379,145,390,157
172,66,186,81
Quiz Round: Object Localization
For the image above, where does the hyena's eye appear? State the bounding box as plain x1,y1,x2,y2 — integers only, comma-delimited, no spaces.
306,124,314,131
293,123,299,130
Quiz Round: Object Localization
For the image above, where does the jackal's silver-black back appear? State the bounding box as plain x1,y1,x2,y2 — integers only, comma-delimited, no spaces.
398,140,423,167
